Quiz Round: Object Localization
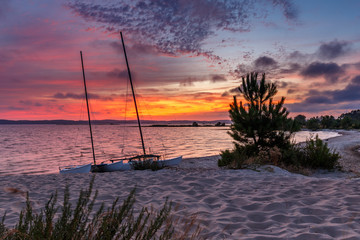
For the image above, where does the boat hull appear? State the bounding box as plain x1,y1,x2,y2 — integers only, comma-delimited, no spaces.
92,161,131,172
158,156,182,167
59,163,92,174
91,156,182,172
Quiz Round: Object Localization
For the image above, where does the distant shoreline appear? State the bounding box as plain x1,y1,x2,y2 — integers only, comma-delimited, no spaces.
0,119,231,126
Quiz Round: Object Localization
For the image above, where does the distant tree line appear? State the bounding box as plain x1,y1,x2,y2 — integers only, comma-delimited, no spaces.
294,110,360,130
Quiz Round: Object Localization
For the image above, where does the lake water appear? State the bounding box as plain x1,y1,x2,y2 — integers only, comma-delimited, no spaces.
0,125,340,175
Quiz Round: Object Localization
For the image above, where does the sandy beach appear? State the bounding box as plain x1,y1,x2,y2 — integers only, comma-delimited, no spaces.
1,130,360,239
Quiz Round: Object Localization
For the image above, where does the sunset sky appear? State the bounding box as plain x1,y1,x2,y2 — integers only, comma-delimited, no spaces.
1,0,360,121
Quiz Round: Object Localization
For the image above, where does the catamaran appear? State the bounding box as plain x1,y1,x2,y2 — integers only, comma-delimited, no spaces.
60,32,182,173
91,32,182,172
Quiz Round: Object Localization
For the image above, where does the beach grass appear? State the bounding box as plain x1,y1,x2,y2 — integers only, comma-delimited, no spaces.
0,176,201,239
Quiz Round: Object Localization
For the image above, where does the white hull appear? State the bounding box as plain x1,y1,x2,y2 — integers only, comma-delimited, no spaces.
95,160,131,172
59,163,92,174
157,156,182,167
93,156,182,172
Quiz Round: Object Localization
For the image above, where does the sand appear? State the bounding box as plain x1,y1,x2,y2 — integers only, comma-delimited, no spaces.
1,130,360,239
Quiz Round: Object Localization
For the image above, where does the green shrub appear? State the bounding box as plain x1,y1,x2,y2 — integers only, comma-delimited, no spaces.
0,176,202,239
301,135,340,169
131,159,165,171
220,136,340,171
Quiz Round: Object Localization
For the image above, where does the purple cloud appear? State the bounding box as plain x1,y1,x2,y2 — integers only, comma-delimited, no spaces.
107,68,128,79
287,75,360,112
19,100,43,107
300,62,345,82
67,0,298,60
254,56,278,69
52,92,113,101
211,74,227,83
317,40,351,60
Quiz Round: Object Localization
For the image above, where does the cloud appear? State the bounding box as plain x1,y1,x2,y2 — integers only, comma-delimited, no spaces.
210,74,227,83
222,87,241,97
67,0,298,60
254,56,278,69
300,62,345,82
52,92,113,101
271,0,298,20
280,63,301,74
19,100,43,107
107,68,128,79
317,40,351,60
180,74,227,86
287,75,360,112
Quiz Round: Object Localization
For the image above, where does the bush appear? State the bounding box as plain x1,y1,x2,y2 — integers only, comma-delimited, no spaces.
131,159,165,171
0,177,202,239
220,136,340,171
301,136,340,169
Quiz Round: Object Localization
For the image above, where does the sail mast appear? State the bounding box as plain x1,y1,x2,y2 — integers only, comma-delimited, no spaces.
120,32,146,156
80,51,96,165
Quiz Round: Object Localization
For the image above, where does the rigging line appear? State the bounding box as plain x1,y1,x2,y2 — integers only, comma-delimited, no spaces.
122,68,130,155
74,93,85,162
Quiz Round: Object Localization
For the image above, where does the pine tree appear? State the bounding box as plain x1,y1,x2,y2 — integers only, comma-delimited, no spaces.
229,72,294,152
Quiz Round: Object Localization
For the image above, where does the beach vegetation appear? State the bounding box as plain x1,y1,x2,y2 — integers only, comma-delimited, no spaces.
0,177,202,239
131,159,165,171
294,114,306,126
228,72,296,152
220,72,340,172
301,136,340,169
306,117,321,130
192,122,199,127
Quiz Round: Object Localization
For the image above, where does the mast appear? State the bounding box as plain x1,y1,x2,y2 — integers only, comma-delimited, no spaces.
80,51,96,165
120,32,146,156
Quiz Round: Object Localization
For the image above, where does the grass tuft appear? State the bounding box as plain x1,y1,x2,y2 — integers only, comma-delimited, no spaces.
0,176,202,239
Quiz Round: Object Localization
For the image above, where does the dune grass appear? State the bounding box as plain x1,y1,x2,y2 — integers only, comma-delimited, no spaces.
0,176,201,239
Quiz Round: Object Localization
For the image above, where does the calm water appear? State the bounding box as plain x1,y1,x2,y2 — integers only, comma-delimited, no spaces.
0,125,340,175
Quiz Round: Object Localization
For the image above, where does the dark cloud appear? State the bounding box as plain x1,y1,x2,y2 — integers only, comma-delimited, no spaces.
288,51,307,61
300,62,345,82
287,75,360,112
222,87,240,97
287,89,296,94
179,76,206,87
254,56,278,69
271,0,299,20
67,0,297,60
331,75,360,102
19,100,42,107
280,63,301,74
52,92,113,101
274,81,288,88
107,68,128,79
304,96,333,104
232,64,249,77
8,106,26,111
210,74,227,83
317,40,351,60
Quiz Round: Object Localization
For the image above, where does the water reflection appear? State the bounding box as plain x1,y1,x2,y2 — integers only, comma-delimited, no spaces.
0,125,340,175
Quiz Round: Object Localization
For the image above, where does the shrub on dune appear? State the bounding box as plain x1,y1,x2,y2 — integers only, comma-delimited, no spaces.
0,177,202,239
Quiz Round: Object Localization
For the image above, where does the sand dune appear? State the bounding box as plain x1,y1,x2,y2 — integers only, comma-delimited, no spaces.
1,130,360,239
